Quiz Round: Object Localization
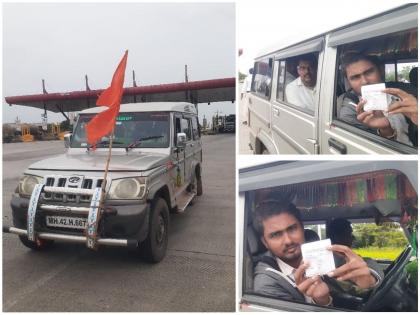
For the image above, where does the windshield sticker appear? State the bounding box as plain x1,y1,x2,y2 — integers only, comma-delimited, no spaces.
117,115,134,121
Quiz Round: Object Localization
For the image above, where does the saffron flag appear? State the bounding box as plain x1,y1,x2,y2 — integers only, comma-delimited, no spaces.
86,50,128,145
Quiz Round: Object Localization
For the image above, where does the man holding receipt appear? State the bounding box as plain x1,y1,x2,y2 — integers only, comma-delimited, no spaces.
337,52,415,146
253,200,381,307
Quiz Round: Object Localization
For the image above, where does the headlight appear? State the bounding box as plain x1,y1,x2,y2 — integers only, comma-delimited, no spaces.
18,175,43,197
108,177,147,200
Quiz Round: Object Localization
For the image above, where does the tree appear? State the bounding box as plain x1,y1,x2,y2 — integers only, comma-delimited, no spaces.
385,65,415,83
60,119,71,132
352,223,407,248
3,124,15,143
398,65,415,82
239,72,247,83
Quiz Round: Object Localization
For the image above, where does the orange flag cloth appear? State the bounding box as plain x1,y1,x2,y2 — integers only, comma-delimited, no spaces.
86,50,128,145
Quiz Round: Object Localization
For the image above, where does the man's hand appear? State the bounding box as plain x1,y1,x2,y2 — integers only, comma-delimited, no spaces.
294,262,331,305
328,244,376,289
384,88,418,125
356,99,394,137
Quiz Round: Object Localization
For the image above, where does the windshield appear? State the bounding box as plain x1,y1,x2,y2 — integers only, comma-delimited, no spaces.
71,112,170,148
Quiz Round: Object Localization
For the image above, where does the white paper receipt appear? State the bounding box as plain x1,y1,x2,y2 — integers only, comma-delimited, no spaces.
361,83,388,111
301,239,335,277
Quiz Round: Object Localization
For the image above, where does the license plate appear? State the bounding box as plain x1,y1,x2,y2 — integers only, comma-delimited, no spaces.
46,216,87,230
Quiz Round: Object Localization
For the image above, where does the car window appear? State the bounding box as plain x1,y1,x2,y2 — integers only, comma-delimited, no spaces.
243,169,417,311
334,28,418,150
275,53,319,116
192,116,200,140
275,60,287,101
251,57,273,99
181,117,192,141
72,112,170,148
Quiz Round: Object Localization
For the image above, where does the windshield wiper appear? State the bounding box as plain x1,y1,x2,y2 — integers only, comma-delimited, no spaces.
87,140,125,151
125,136,164,152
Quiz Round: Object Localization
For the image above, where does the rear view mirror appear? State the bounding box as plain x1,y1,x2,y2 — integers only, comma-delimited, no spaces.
64,133,72,148
177,132,187,148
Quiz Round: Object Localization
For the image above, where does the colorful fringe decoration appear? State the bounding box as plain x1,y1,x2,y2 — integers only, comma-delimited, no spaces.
255,171,416,211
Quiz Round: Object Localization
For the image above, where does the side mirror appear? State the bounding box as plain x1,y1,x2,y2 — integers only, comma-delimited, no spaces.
177,132,187,148
64,133,72,148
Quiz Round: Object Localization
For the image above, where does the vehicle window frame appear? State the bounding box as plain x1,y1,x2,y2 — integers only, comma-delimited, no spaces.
71,112,171,149
251,57,273,100
241,293,339,312
181,115,193,141
242,177,415,312
332,40,418,154
174,114,182,146
385,59,418,83
275,60,286,102
192,116,200,140
273,53,320,117
242,190,342,312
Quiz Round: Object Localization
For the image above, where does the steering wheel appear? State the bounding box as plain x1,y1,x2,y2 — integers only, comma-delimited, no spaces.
361,246,413,311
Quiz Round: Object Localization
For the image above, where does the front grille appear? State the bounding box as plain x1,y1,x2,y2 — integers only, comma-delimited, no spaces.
42,175,103,203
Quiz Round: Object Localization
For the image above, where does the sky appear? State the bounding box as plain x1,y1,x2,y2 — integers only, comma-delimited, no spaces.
2,2,235,124
238,0,414,74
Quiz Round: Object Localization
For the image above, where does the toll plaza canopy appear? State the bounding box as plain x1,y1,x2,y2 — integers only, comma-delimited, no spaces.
5,77,235,113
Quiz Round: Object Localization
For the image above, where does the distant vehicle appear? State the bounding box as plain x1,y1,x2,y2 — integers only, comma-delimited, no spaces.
224,114,236,133
212,113,236,133
5,102,203,263
247,4,418,154
239,160,418,311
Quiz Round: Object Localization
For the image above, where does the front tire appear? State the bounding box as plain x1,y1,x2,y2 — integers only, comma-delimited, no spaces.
139,198,169,263
188,169,203,197
196,172,203,196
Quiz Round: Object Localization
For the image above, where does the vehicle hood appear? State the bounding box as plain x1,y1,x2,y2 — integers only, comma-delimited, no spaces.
28,151,170,172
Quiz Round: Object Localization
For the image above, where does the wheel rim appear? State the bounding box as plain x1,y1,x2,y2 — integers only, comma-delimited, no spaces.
155,213,166,245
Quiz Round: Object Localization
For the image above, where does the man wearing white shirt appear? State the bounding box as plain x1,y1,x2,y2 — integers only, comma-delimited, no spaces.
241,68,253,125
285,56,317,112
241,68,253,99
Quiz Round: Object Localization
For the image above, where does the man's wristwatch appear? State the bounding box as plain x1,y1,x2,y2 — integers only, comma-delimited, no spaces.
314,295,333,306
320,295,333,306
377,127,396,139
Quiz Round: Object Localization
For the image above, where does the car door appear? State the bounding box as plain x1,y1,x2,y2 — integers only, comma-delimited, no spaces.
172,114,186,191
319,5,418,154
181,115,194,186
248,57,273,152
191,115,202,164
270,37,324,154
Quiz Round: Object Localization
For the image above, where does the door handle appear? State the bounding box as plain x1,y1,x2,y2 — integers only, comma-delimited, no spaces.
273,108,280,116
328,138,347,154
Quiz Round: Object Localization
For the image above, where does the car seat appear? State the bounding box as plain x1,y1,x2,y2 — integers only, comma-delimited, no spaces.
304,228,320,242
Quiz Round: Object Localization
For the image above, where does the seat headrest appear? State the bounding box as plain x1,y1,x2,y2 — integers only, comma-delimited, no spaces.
247,224,266,256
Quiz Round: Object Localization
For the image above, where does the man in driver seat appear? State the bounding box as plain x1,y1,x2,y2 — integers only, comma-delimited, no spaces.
253,200,383,307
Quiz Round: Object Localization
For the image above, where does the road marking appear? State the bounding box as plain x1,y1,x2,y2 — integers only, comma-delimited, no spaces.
168,248,235,258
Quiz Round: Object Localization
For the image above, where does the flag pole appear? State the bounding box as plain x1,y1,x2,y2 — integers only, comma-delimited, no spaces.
85,50,128,250
87,128,114,250
100,128,114,203
88,128,114,250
